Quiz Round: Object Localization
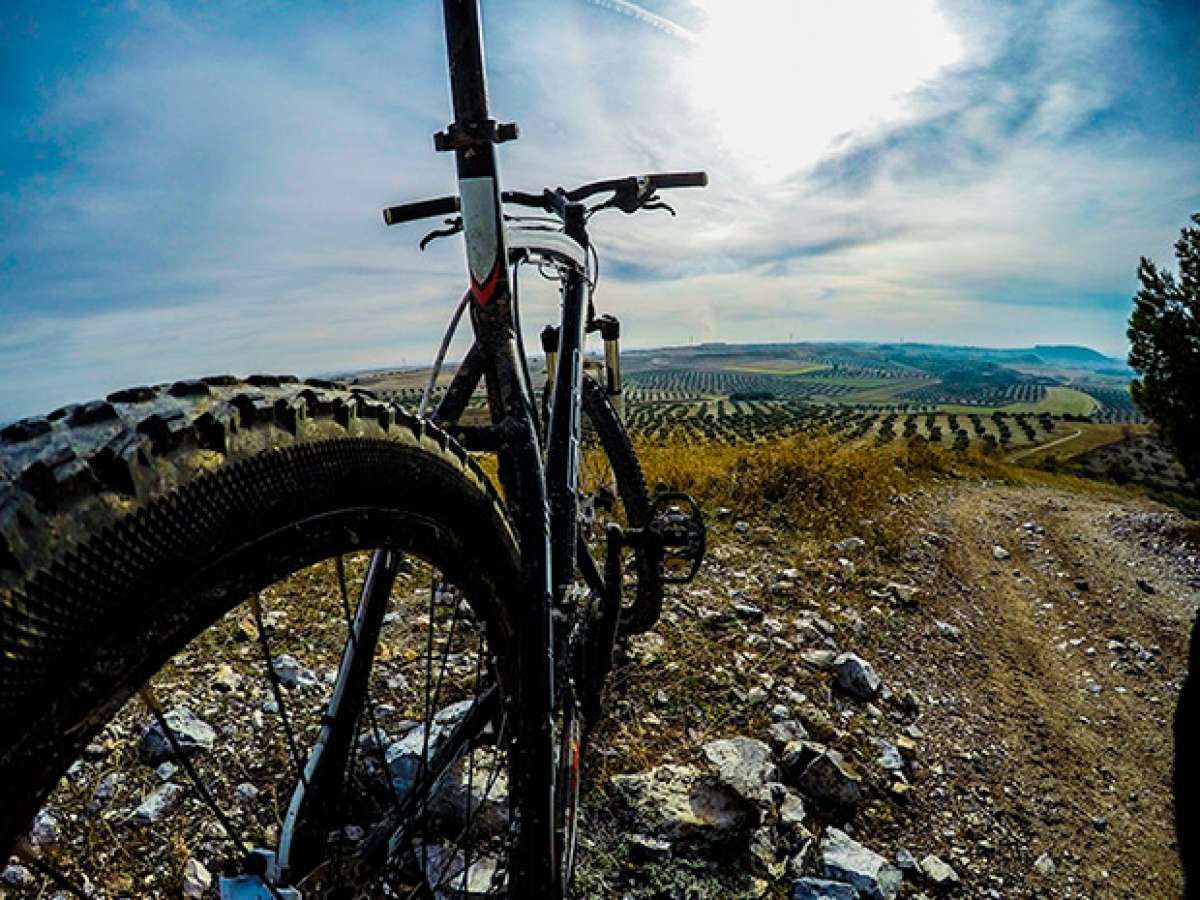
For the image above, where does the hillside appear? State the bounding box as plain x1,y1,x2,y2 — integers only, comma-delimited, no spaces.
578,470,1197,897
5,414,1194,898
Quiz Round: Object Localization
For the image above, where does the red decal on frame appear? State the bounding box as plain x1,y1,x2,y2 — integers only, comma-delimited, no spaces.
471,263,501,306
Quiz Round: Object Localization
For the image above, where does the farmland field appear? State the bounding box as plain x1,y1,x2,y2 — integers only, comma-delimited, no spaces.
349,339,1159,453
346,339,1194,507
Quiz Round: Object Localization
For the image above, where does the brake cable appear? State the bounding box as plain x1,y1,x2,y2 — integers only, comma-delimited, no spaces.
419,292,470,419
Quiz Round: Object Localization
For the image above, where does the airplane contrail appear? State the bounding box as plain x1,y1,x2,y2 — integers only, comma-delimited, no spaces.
584,0,700,44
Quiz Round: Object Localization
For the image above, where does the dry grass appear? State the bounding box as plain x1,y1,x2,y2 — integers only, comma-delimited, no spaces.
635,432,1003,535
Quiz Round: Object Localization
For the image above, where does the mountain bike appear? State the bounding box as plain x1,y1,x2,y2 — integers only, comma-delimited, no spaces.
0,1,706,896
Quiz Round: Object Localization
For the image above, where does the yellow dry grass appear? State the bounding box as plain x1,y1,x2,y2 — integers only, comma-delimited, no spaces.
635,433,1000,534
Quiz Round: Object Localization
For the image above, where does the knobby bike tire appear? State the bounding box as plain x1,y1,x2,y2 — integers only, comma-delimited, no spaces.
579,377,662,635
0,376,532,875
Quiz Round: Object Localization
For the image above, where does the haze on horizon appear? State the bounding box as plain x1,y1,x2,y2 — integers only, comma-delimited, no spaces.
2,0,1199,421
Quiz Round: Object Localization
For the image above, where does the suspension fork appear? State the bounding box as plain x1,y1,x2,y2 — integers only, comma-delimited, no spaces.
544,203,591,601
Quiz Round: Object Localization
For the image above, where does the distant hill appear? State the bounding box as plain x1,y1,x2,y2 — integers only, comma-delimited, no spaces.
1031,345,1118,365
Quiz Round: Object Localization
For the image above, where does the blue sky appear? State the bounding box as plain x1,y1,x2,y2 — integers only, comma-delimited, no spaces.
2,0,1198,421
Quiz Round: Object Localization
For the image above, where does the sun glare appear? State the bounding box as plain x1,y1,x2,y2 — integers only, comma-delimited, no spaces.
685,0,965,181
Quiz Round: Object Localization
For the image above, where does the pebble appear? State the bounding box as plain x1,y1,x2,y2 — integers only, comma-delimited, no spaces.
833,653,882,700
701,736,779,807
820,827,902,899
139,707,217,761
992,545,1011,561
1033,852,1056,878
795,748,862,807
130,782,184,825
271,654,318,689
181,858,212,899
1,865,34,889
792,877,861,899
919,854,960,889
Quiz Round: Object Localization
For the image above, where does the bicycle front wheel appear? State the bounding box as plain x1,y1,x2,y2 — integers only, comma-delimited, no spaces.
0,377,542,897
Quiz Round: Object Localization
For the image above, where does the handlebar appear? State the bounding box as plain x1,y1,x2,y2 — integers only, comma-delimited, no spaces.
504,171,709,210
384,171,707,224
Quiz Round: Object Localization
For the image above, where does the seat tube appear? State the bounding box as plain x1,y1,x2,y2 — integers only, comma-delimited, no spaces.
440,2,557,895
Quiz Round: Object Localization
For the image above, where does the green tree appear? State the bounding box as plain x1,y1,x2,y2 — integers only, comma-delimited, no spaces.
1127,212,1200,480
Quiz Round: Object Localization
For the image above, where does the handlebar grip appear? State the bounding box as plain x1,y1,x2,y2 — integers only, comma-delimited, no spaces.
382,195,461,226
647,171,708,189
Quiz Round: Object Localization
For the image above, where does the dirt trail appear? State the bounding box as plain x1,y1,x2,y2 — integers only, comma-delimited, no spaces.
1007,428,1083,462
878,482,1197,898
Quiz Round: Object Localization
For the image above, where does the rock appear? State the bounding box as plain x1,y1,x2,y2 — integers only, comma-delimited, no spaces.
1,865,34,889
767,720,811,751
702,737,778,807
874,739,904,771
431,746,510,835
212,663,242,693
715,506,733,518
181,857,212,899
934,620,962,641
156,761,178,781
610,763,752,842
795,750,861,807
733,602,766,622
627,833,672,862
801,648,838,669
780,740,827,777
139,707,216,761
387,700,474,797
992,545,1010,561
130,782,184,825
29,809,60,848
895,848,918,873
270,653,318,689
234,782,260,803
792,878,862,900
833,654,882,700
919,854,959,890
734,520,750,534
820,827,902,900
89,772,124,811
1033,852,1056,878
777,786,808,831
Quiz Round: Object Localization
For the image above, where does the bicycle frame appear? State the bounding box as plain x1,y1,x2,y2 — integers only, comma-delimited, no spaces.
436,0,587,892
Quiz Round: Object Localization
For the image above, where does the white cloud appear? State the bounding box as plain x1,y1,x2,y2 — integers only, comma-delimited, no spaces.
1,0,1197,421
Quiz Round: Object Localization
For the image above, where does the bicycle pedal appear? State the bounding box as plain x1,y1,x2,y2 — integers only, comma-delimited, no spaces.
647,491,706,584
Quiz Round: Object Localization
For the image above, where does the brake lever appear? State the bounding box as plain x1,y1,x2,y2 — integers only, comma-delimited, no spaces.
642,200,676,217
419,217,463,251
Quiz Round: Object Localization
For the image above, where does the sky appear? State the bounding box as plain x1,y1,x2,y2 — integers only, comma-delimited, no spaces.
2,0,1199,421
